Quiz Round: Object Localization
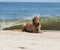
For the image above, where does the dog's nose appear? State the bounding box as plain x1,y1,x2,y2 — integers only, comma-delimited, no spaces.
37,22,39,25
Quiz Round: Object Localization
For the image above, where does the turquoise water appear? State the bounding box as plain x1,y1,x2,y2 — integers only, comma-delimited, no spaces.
0,2,60,19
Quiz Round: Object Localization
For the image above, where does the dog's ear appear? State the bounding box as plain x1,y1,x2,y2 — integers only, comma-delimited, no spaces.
32,18,35,22
32,16,36,21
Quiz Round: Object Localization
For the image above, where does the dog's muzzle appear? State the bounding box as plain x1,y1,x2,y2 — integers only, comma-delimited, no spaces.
37,22,39,26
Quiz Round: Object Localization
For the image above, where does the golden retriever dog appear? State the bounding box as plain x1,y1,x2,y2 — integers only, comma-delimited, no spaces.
22,16,41,33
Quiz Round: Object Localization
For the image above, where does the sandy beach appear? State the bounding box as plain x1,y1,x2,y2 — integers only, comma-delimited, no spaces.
0,30,60,50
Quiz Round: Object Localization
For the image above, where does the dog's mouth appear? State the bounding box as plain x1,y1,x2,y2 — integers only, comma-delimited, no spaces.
37,23,39,26
33,22,39,27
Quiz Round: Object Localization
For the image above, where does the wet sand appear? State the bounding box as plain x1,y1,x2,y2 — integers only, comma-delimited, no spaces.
0,30,60,50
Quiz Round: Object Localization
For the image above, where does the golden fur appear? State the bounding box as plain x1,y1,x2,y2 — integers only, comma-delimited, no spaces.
22,16,41,33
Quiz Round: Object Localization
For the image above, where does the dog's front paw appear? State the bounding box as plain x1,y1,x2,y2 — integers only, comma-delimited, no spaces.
37,30,42,33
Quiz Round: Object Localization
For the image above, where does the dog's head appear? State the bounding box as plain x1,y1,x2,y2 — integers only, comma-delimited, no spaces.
32,16,40,27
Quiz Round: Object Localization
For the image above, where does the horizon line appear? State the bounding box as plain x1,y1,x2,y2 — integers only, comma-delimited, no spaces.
0,1,60,3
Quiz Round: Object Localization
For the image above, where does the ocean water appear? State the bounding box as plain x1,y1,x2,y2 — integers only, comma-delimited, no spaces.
0,2,60,19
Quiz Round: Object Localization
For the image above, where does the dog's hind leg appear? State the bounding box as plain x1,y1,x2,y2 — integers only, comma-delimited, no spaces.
22,23,27,31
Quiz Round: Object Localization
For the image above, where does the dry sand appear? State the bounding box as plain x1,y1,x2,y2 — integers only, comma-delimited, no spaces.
0,30,60,50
